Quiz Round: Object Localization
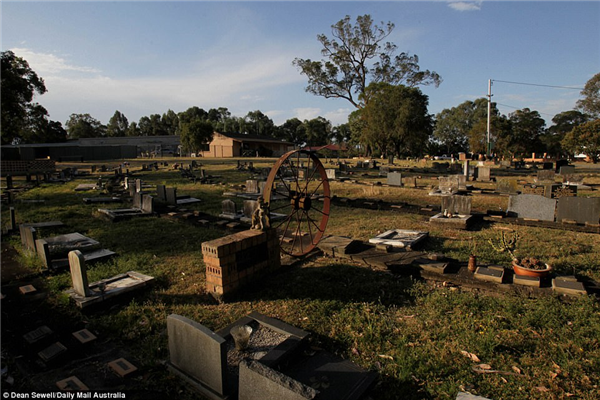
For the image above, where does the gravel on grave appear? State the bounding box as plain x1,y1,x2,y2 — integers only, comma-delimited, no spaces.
226,323,290,376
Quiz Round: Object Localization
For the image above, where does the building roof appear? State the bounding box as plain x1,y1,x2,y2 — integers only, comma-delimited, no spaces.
217,132,293,145
302,144,346,152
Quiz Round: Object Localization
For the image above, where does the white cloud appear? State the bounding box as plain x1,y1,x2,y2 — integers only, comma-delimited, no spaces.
324,108,352,126
293,108,322,121
448,1,482,12
10,47,100,75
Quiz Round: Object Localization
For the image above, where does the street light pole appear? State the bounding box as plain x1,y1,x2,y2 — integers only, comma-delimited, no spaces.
487,79,493,158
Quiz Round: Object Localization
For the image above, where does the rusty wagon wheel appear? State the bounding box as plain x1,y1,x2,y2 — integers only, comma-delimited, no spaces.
262,149,331,257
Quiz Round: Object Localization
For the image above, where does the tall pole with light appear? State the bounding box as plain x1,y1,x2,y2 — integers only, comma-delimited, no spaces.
487,79,493,158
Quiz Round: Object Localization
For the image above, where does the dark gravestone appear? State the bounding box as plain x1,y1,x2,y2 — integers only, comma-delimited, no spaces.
133,192,143,209
441,195,472,216
238,360,317,400
156,184,167,201
555,159,568,173
221,199,237,219
507,194,557,221
536,169,555,183
559,165,575,175
165,187,178,205
6,175,13,189
496,178,518,194
387,172,402,187
141,195,154,213
556,197,600,225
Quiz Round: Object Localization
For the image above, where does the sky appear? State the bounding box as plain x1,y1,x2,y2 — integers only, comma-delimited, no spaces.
2,1,599,129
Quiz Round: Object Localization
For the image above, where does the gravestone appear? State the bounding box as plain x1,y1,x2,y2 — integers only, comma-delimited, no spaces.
475,166,491,181
133,192,143,209
6,175,13,190
463,162,469,180
258,181,268,194
559,165,575,175
521,184,546,196
339,163,347,173
221,199,237,219
387,172,402,187
441,195,472,216
8,207,16,231
123,177,129,190
141,195,154,213
555,159,568,173
324,169,336,181
68,250,92,297
246,180,259,194
403,176,417,188
536,169,555,183
135,179,142,193
167,314,228,397
496,178,518,194
507,194,557,221
556,197,600,225
156,184,167,201
438,176,459,194
244,200,259,219
166,187,178,205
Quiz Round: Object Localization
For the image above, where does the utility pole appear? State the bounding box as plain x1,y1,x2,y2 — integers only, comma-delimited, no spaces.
487,79,493,158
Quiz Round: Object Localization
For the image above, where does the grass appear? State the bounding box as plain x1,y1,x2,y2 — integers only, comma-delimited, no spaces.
2,157,600,399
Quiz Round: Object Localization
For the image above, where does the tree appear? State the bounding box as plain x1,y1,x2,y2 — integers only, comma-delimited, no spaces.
577,72,600,118
162,109,179,135
244,110,276,137
65,113,105,139
332,123,352,145
106,110,129,137
360,82,432,157
562,119,600,163
126,122,140,137
138,116,152,136
279,118,305,145
495,108,545,157
179,119,214,155
541,110,591,156
301,117,332,147
293,15,441,110
1,50,48,144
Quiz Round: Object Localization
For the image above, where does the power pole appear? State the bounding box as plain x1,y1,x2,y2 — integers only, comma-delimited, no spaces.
487,79,493,158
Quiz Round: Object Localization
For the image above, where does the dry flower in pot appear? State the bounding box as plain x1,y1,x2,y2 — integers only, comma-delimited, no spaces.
489,231,552,277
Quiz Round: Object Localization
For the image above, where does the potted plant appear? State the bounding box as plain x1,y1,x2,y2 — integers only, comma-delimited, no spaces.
489,231,552,277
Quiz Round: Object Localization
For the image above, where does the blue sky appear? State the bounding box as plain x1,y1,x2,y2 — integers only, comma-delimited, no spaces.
2,1,599,128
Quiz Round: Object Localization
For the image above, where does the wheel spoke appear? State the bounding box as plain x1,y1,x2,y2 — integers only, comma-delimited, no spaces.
275,209,296,231
270,202,291,213
304,209,314,245
306,212,323,233
310,178,325,197
310,206,329,217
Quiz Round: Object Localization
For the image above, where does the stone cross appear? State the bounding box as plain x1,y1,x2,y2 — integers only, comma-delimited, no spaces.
68,250,92,297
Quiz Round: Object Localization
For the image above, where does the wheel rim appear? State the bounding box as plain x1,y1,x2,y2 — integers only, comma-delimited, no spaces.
263,150,331,257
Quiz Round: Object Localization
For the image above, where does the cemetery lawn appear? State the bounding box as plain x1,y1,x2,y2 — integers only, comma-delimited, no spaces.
2,158,600,400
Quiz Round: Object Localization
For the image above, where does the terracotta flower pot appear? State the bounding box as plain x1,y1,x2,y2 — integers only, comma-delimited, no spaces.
512,260,552,277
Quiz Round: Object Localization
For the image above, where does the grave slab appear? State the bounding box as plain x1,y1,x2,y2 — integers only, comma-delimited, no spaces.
429,213,474,230
413,258,450,274
495,178,519,194
552,278,587,296
368,229,428,249
108,358,138,377
318,236,363,257
83,197,122,204
513,275,541,287
23,325,53,345
238,360,318,400
474,267,504,283
56,376,89,391
72,329,97,344
19,285,37,295
39,342,67,363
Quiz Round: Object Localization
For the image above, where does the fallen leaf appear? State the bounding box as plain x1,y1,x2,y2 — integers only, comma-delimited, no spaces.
500,377,508,383
378,354,394,360
511,366,521,374
351,348,360,356
460,350,481,362
535,386,549,393
549,372,558,379
476,364,492,370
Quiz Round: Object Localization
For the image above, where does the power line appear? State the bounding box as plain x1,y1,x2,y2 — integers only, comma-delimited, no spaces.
492,79,583,90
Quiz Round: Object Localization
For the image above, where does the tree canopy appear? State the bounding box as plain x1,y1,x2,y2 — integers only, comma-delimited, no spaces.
0,50,48,144
577,72,600,118
65,113,106,139
293,14,441,109
359,82,432,157
562,119,600,163
179,119,214,155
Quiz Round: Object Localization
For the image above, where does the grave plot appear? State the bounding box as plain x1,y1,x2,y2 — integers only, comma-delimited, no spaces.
156,185,201,206
18,221,66,252
65,250,154,309
368,229,429,250
83,196,122,204
74,183,101,191
167,311,375,400
34,232,115,270
429,195,474,230
97,193,155,221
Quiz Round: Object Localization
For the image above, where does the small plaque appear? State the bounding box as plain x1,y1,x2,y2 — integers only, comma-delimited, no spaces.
552,278,587,296
72,329,97,344
474,267,504,283
56,376,89,391
19,285,37,295
513,275,541,287
23,325,53,345
108,358,138,377
39,342,67,362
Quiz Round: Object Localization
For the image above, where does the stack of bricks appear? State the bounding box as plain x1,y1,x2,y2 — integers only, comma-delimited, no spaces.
202,229,280,300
